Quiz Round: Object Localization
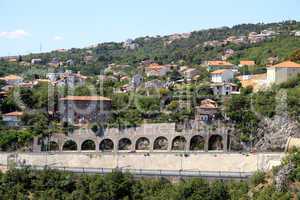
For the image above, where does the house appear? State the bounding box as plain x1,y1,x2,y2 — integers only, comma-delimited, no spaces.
31,58,42,65
239,60,256,67
0,75,23,85
206,61,235,71
211,83,239,96
195,99,219,122
237,73,267,92
47,70,87,87
182,68,199,79
145,63,171,77
2,111,23,127
211,69,234,83
59,96,111,124
267,61,300,86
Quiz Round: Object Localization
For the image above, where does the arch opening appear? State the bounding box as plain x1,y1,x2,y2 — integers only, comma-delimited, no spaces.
171,136,186,151
208,135,223,151
190,135,205,151
135,137,150,150
153,137,168,150
81,140,96,151
118,138,132,150
100,139,114,151
62,140,78,151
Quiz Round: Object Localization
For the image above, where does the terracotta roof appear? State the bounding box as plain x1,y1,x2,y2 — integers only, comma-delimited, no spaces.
199,99,218,109
211,69,227,74
240,60,255,66
0,75,23,81
60,96,111,101
3,111,23,116
271,61,300,68
147,63,166,71
207,61,233,66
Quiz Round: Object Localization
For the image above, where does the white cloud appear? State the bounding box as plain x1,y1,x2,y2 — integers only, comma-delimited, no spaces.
53,36,64,41
0,29,30,39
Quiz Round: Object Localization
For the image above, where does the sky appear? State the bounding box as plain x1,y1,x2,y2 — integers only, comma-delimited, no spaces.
0,0,300,56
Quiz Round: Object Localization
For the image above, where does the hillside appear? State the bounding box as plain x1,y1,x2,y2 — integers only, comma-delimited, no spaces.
1,20,300,77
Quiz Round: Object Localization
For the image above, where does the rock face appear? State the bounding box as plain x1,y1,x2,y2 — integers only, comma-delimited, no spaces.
255,115,300,152
274,162,294,192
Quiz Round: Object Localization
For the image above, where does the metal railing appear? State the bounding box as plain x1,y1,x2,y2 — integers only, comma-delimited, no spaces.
15,165,254,179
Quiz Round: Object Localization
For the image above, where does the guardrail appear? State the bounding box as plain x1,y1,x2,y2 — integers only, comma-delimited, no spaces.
15,165,254,179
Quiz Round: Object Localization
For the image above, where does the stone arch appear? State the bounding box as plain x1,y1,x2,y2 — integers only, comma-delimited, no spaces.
62,140,78,151
171,136,186,151
81,139,96,151
99,139,114,152
208,135,223,151
153,136,168,150
135,137,150,150
190,135,205,151
118,138,132,150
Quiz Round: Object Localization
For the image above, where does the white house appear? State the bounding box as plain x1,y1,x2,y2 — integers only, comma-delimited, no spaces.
211,83,240,96
267,61,300,86
211,69,234,83
2,111,23,127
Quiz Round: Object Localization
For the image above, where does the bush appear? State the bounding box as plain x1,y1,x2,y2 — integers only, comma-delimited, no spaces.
250,171,266,186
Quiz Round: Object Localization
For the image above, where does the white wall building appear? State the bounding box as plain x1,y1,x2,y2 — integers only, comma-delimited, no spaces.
211,69,234,83
267,61,300,86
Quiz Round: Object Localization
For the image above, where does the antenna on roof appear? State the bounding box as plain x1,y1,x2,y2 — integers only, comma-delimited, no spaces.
40,43,42,52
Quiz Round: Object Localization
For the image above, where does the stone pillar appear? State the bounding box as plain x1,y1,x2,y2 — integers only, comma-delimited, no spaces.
205,134,209,152
114,139,119,152
223,134,228,152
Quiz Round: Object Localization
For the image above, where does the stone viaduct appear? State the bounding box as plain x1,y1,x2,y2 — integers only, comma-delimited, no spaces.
33,123,233,153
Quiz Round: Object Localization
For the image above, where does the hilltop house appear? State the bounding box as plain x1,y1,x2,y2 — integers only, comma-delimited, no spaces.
2,111,23,127
0,75,23,85
145,63,171,77
59,96,112,124
206,61,235,71
267,61,300,86
211,69,234,83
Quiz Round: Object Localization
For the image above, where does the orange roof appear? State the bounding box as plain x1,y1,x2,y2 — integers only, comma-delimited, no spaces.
211,69,227,74
240,60,255,66
199,99,218,109
60,96,111,101
147,63,166,71
0,75,23,81
207,61,233,66
271,61,300,68
3,111,23,116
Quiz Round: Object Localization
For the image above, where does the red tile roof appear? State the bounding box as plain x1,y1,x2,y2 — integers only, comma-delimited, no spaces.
3,111,23,116
240,60,255,66
271,61,300,68
207,61,234,66
211,69,227,74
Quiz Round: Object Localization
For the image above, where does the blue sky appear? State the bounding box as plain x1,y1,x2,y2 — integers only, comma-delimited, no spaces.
0,0,299,56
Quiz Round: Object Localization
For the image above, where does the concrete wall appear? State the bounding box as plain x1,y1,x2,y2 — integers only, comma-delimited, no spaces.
0,152,285,172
